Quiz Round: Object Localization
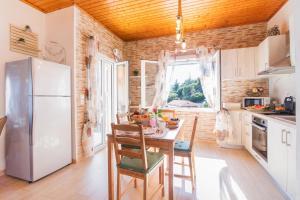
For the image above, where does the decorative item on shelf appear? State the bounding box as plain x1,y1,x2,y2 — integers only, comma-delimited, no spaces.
267,25,280,36
113,48,122,62
133,69,139,76
43,41,66,64
10,24,40,57
17,38,25,44
24,25,32,32
246,87,264,97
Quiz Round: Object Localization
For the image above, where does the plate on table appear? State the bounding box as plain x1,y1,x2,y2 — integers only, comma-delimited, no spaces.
143,127,155,135
167,124,179,129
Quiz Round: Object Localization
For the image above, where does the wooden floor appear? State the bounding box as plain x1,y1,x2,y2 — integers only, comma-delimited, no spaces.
0,141,285,200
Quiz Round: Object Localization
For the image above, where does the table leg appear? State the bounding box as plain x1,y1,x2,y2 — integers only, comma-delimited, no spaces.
168,142,174,200
107,137,114,200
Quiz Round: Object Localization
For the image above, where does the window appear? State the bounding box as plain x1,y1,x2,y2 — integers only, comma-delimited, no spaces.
140,51,221,111
166,62,209,108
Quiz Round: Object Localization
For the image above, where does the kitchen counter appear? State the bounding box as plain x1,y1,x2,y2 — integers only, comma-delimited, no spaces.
244,109,296,127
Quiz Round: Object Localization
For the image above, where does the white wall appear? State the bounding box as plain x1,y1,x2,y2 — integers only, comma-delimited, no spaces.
0,0,46,171
291,0,300,197
267,1,296,103
45,7,77,160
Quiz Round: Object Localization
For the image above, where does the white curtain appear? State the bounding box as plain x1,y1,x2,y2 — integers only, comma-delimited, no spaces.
196,46,216,108
151,50,175,107
86,37,98,127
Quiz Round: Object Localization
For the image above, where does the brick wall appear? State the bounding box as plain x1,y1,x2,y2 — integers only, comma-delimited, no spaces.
222,79,269,103
74,9,268,159
74,6,124,159
124,22,267,106
124,22,267,142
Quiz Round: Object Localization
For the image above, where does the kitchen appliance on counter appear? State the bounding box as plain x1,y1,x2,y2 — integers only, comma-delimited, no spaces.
242,97,270,108
5,57,71,182
252,116,268,161
283,96,295,115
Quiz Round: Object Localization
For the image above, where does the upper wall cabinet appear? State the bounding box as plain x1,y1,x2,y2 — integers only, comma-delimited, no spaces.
221,47,257,80
257,35,288,73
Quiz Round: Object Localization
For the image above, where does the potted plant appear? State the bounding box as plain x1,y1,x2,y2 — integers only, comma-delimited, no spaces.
133,69,139,76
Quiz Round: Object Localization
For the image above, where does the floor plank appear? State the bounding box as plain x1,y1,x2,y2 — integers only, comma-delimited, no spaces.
0,141,285,200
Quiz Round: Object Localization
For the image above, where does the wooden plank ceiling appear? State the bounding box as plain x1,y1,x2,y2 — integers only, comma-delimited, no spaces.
22,0,287,41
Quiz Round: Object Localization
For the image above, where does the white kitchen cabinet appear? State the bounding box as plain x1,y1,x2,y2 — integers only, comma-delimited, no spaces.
257,35,287,74
221,47,257,80
237,47,256,79
228,110,243,145
268,121,296,199
286,127,297,200
221,49,237,80
242,111,252,152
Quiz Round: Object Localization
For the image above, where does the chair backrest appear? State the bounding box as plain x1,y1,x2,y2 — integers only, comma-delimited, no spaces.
189,116,198,151
111,123,148,171
0,116,7,135
116,113,130,124
158,109,175,118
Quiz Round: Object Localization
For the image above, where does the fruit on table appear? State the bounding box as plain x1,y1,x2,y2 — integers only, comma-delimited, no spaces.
275,106,285,111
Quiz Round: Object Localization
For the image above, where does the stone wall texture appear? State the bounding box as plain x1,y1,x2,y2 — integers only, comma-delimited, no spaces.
222,79,269,103
75,7,124,159
124,22,268,106
74,9,268,159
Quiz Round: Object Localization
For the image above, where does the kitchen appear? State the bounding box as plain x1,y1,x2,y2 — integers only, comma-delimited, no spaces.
0,0,300,200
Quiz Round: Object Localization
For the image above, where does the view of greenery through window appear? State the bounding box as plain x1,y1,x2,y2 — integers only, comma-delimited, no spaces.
167,78,208,107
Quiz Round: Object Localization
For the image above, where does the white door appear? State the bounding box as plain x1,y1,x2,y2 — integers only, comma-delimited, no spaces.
93,57,115,148
268,121,287,190
115,61,129,113
32,96,71,181
221,49,238,80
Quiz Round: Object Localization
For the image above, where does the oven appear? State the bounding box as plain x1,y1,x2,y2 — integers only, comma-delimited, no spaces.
252,116,268,161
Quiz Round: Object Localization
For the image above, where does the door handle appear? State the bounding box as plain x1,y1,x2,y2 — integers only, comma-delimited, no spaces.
286,131,291,146
281,129,286,144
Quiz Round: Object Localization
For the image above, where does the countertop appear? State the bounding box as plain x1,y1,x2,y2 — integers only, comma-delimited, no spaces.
243,109,296,128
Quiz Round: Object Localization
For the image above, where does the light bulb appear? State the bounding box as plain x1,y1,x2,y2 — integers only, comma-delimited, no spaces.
176,16,182,26
176,30,181,42
181,39,187,49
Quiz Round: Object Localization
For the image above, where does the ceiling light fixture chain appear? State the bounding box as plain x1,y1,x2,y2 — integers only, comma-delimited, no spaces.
175,0,186,50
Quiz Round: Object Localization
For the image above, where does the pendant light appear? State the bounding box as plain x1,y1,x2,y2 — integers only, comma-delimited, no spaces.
175,0,186,49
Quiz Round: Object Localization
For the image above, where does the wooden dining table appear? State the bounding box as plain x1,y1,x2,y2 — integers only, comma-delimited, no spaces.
107,120,184,200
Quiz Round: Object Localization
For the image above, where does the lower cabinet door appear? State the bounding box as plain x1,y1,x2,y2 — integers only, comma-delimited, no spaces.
267,121,287,191
286,127,296,199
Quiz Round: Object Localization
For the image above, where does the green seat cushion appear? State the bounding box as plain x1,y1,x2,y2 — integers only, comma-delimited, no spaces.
119,151,164,173
121,144,141,149
174,140,191,152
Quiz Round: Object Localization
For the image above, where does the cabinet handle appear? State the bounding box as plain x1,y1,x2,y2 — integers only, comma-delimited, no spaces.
286,131,291,146
281,129,286,144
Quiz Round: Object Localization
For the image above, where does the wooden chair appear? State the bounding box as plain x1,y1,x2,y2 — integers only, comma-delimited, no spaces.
116,113,130,124
173,116,198,189
0,116,7,136
111,123,165,200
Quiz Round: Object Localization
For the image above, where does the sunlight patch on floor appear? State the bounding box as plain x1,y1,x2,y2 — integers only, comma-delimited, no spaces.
195,156,248,200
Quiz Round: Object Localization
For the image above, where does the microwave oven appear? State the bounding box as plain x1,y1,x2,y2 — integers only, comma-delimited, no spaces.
242,97,271,108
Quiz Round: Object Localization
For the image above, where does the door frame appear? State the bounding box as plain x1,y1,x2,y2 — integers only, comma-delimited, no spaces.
94,54,115,152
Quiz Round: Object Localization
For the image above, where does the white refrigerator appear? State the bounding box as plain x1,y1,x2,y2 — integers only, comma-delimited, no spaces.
5,57,72,182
